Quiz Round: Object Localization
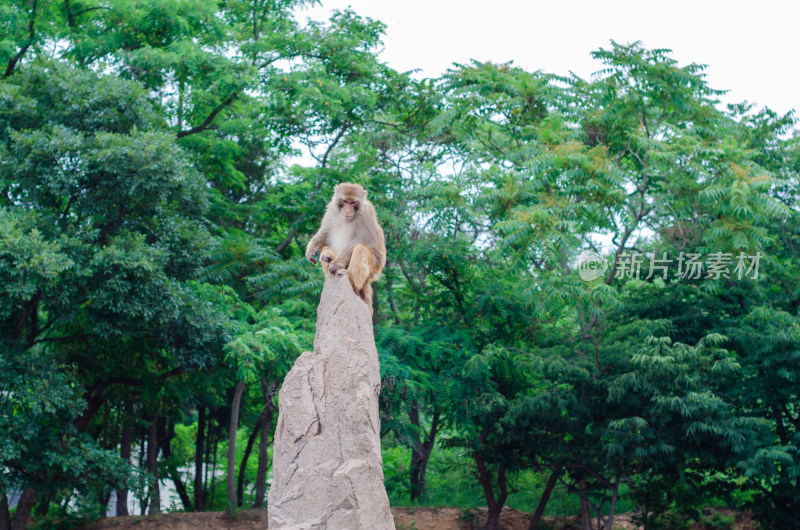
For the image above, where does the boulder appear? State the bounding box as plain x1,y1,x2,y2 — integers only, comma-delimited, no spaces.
267,274,395,529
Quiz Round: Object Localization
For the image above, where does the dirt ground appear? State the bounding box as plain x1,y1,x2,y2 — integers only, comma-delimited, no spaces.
83,507,586,530
84,506,755,529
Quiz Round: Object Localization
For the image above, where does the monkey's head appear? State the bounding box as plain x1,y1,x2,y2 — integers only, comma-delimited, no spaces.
333,183,367,222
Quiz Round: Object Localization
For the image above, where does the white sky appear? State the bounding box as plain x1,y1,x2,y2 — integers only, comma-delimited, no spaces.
302,0,799,117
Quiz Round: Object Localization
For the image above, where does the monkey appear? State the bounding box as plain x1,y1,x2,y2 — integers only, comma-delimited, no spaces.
305,183,386,314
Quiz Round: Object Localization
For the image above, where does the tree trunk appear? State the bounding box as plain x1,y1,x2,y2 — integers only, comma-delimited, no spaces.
138,430,149,515
579,477,592,530
159,419,193,511
474,451,507,530
96,493,109,517
35,493,53,518
209,427,219,508
147,410,160,515
254,379,275,508
409,401,440,502
10,488,36,530
372,281,379,325
1,494,11,530
117,419,132,516
604,473,623,530
227,380,245,515
194,404,206,511
237,418,260,507
528,467,561,530
237,398,275,507
409,400,421,500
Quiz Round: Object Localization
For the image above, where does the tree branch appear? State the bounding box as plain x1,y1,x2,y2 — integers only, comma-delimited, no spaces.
177,93,238,139
4,0,37,78
64,0,75,27
73,6,110,17
13,291,40,342
274,223,298,254
315,124,350,169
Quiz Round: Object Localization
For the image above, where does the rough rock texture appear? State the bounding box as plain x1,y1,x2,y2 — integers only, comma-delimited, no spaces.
267,274,395,530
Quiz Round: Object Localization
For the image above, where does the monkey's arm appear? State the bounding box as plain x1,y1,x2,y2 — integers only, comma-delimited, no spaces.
305,230,327,265
328,244,354,274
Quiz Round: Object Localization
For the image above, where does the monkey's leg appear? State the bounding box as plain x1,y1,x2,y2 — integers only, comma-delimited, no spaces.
320,246,336,275
347,244,376,293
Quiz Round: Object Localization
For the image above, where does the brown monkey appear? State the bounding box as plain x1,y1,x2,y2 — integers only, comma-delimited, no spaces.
305,183,386,313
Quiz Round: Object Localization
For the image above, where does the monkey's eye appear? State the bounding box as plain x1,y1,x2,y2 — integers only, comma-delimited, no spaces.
337,200,344,208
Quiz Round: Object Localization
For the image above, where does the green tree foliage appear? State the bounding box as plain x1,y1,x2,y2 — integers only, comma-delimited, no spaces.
0,63,232,525
1,1,799,527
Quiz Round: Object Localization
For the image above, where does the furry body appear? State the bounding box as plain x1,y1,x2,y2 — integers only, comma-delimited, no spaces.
305,183,386,313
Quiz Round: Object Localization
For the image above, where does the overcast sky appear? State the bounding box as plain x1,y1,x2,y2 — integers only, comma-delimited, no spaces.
302,0,798,117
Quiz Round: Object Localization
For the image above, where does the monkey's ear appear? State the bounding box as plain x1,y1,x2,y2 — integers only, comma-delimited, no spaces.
362,189,368,199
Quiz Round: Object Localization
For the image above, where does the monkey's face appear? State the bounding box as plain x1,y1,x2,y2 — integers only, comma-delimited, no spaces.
339,199,359,221
332,183,367,222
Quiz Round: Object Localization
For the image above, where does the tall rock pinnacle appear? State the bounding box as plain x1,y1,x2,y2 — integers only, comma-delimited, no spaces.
267,274,395,529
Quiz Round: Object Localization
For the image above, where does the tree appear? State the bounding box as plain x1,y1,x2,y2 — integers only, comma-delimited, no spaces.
220,299,303,515
0,63,231,522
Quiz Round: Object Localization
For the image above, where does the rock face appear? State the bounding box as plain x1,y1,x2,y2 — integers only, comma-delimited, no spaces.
267,274,395,530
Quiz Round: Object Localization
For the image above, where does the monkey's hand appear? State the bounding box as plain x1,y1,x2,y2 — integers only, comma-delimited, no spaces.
320,249,335,265
305,249,318,265
328,258,347,275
